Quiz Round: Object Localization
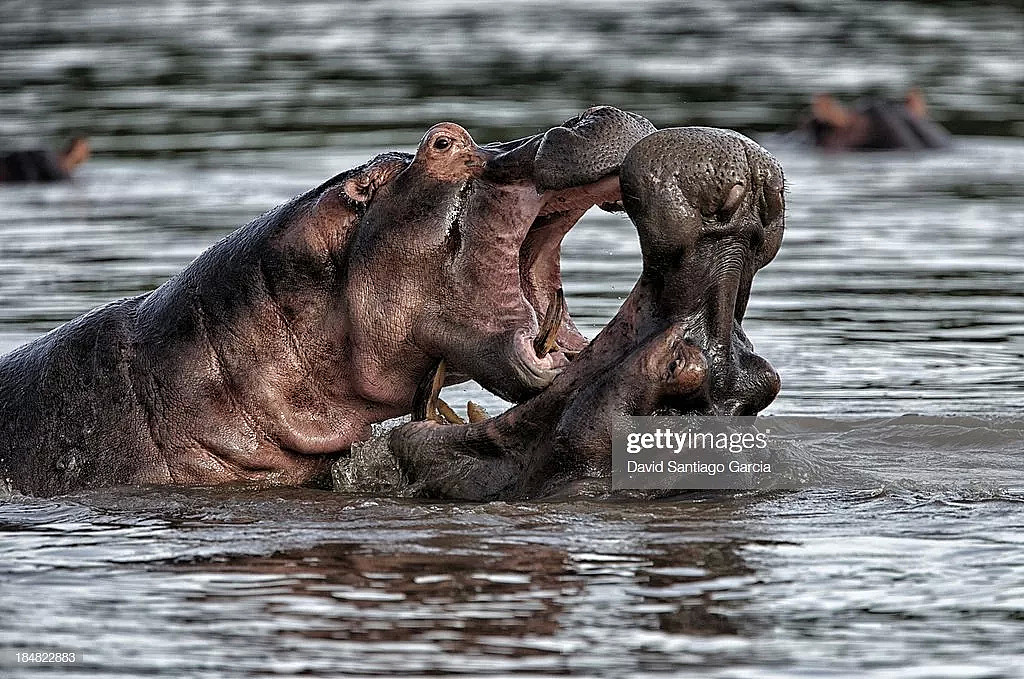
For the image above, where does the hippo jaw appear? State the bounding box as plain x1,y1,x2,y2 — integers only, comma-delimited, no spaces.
488,105,659,364
423,170,623,403
336,109,656,409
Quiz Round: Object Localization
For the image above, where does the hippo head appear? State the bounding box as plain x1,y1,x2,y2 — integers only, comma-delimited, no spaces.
618,127,785,415
344,106,655,404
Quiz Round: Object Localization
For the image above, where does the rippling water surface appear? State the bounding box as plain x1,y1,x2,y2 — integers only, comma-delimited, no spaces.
1,1,1023,677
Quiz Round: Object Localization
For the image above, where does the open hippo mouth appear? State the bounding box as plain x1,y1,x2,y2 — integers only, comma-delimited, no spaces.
342,107,655,409
459,106,657,398
501,172,624,375
516,171,627,356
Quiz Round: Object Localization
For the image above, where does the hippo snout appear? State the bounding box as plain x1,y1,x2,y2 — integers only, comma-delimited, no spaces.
699,342,781,416
482,105,656,189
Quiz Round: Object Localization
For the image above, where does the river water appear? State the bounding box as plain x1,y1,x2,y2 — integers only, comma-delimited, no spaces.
1,1,1023,677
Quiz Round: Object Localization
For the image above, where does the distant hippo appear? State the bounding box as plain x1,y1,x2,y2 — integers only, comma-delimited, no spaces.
0,137,90,183
0,107,655,496
802,90,950,151
337,127,786,501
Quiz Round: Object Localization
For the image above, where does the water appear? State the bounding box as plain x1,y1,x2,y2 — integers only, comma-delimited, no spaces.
2,1,1023,677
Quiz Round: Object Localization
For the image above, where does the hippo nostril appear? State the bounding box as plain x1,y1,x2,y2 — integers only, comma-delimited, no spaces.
663,346,708,396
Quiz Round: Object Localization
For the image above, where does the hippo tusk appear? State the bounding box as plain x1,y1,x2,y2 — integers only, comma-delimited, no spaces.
533,288,565,358
466,401,490,423
413,360,479,425
436,398,466,425
413,359,448,422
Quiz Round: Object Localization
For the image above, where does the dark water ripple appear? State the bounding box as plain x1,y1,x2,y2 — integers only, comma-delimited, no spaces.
1,0,1022,156
2,479,1024,678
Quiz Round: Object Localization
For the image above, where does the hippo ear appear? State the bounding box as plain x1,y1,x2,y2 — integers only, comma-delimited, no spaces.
342,176,374,204
338,152,411,206
302,153,411,250
754,161,786,271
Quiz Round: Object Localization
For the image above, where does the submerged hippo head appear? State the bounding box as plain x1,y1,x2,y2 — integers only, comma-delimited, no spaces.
618,127,785,415
346,106,655,403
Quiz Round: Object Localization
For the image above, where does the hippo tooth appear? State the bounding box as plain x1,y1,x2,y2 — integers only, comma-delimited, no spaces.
533,288,565,358
436,398,466,425
412,359,447,422
425,360,448,424
466,401,490,423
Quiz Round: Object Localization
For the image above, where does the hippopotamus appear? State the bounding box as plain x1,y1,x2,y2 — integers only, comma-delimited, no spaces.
0,107,655,497
0,137,90,183
334,126,786,500
801,90,950,151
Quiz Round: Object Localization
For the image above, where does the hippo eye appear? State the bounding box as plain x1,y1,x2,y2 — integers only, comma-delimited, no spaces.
433,136,453,151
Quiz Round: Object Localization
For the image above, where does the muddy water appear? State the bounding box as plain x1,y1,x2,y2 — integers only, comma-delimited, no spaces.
2,0,1024,677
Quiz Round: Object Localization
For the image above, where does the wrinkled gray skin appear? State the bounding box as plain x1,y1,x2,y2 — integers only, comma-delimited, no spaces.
0,106,654,497
339,127,786,501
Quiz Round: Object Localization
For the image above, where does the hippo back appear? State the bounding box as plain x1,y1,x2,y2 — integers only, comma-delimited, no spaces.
0,298,157,496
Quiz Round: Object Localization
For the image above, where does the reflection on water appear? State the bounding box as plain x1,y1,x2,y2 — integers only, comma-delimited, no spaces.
2,482,1023,677
2,0,1023,676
